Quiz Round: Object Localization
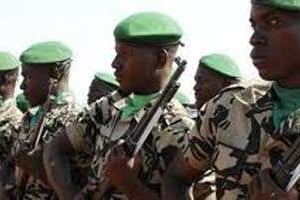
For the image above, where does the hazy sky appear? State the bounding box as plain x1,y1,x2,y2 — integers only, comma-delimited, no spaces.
1,0,257,104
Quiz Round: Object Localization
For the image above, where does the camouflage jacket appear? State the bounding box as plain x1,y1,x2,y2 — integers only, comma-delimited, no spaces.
67,91,194,199
15,92,80,200
0,98,22,166
184,80,300,199
191,106,216,200
0,98,22,192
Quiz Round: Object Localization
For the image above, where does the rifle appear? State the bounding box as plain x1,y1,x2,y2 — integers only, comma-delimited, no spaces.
90,57,187,199
18,59,70,156
271,111,300,191
15,78,57,192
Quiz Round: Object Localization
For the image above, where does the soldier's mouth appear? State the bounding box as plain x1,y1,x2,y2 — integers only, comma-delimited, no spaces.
253,56,264,62
194,90,200,98
114,72,122,83
250,49,267,65
252,57,267,68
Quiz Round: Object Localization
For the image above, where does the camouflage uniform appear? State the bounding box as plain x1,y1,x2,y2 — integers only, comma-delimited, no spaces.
67,91,194,199
183,80,300,199
15,92,80,200
0,98,22,164
192,106,216,200
193,85,243,200
0,98,22,192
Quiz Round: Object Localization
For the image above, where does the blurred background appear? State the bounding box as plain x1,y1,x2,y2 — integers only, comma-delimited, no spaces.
0,0,257,105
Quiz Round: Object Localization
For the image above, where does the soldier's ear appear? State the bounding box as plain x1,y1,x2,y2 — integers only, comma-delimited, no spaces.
156,49,168,69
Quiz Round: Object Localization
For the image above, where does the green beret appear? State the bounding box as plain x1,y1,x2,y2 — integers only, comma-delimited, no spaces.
252,0,300,11
16,93,30,113
175,92,192,105
199,53,241,79
0,51,20,71
20,41,72,64
114,12,183,46
94,72,118,86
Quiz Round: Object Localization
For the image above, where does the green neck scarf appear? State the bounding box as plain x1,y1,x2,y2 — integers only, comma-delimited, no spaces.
28,90,72,128
273,82,300,129
121,92,159,120
28,106,44,129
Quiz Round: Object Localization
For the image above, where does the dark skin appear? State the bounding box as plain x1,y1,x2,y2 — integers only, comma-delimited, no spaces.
162,4,300,200
112,42,171,95
43,41,177,200
249,169,298,200
162,150,206,200
15,64,70,184
87,78,118,105
43,133,78,200
194,66,238,109
250,5,300,88
0,69,18,98
14,65,53,183
20,65,52,107
249,4,300,199
101,42,176,199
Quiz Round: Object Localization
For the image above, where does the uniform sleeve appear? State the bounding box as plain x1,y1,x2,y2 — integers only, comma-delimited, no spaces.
153,101,194,170
183,101,218,172
66,91,121,153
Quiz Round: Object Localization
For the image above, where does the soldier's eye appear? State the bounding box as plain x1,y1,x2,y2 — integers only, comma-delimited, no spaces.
267,16,281,28
270,19,279,25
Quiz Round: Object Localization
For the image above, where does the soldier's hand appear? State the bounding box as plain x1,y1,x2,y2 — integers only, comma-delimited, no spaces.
14,144,33,168
249,169,298,200
14,146,48,183
15,145,41,167
104,143,142,193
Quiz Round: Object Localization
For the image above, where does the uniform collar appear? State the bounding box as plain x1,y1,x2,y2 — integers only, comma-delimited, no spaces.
233,80,273,109
114,92,160,121
27,105,41,116
233,81,300,135
272,82,300,130
24,90,74,129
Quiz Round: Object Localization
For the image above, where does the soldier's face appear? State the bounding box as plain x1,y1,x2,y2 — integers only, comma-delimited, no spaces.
250,5,300,85
194,66,227,109
87,78,116,105
20,65,51,107
112,42,157,95
0,70,18,98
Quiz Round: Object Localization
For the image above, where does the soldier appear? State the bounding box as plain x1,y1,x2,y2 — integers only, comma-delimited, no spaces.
162,0,300,199
194,53,241,110
14,41,80,199
192,53,241,200
43,12,194,200
0,52,23,198
87,72,118,105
